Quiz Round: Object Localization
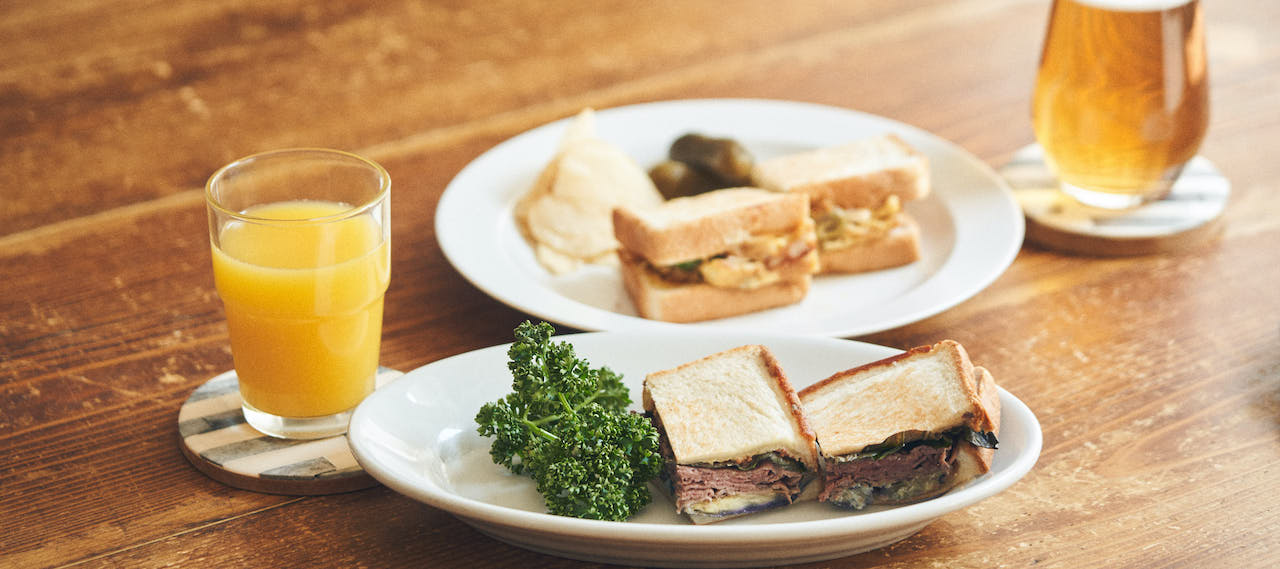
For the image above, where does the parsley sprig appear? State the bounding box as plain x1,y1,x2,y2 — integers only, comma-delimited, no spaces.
475,321,662,521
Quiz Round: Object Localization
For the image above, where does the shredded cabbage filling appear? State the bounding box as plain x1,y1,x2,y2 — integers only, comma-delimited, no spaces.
813,195,901,251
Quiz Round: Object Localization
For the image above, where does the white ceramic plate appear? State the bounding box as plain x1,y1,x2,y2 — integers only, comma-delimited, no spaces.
349,330,1041,568
435,99,1024,337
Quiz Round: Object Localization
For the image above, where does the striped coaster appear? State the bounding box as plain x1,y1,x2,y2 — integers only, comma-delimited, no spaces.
178,368,403,495
1001,144,1229,256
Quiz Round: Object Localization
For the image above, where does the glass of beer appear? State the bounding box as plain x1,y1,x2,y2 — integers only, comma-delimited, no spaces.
1032,0,1208,209
206,149,391,439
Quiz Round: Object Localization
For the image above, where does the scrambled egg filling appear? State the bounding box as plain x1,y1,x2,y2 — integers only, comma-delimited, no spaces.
651,222,815,290
813,195,901,252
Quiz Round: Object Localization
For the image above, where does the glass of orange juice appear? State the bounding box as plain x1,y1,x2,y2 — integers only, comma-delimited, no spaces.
205,149,391,439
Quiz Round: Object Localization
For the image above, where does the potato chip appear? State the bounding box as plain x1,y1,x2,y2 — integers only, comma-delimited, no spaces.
515,109,664,274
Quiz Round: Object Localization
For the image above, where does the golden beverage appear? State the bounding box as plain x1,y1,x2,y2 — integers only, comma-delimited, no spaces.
212,200,390,420
206,149,391,439
1032,0,1208,209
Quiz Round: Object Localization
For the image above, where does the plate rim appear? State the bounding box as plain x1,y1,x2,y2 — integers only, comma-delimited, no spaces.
434,98,1024,337
349,329,1042,549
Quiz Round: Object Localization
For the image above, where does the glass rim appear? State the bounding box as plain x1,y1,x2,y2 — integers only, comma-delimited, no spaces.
205,147,391,225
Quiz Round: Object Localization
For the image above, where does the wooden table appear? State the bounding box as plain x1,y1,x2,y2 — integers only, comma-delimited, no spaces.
4,0,1278,567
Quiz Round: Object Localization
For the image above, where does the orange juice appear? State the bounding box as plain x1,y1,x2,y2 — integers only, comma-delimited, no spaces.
211,200,390,418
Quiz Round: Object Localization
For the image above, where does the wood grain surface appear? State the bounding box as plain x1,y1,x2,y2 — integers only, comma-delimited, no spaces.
3,0,1279,567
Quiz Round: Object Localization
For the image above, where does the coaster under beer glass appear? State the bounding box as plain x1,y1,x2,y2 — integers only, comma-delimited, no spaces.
1032,0,1208,210
205,149,391,439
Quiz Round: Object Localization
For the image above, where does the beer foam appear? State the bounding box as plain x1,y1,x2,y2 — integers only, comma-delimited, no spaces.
1074,0,1194,11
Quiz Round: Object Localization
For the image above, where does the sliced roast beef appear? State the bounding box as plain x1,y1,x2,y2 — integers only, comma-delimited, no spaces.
669,460,805,511
818,442,951,502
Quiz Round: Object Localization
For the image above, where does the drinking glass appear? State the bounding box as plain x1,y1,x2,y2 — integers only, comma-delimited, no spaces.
1032,0,1208,209
206,149,391,439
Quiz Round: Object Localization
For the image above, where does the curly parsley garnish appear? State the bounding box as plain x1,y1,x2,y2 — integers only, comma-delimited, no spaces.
474,321,662,521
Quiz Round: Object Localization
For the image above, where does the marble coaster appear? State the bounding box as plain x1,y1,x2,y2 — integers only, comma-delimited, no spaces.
1000,144,1229,256
178,367,403,495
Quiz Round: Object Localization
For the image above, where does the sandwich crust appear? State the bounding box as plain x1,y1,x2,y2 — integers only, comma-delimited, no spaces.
965,366,1001,473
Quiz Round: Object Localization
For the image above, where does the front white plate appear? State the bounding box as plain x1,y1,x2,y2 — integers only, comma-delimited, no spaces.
435,99,1024,337
349,330,1041,568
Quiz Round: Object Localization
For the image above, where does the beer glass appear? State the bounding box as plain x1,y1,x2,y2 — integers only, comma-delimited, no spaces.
1032,0,1208,209
206,149,391,439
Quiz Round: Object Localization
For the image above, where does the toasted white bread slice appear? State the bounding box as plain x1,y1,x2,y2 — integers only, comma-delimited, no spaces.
818,213,921,274
612,187,811,267
619,253,813,323
798,340,1001,508
644,345,818,466
643,345,820,523
751,133,930,210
